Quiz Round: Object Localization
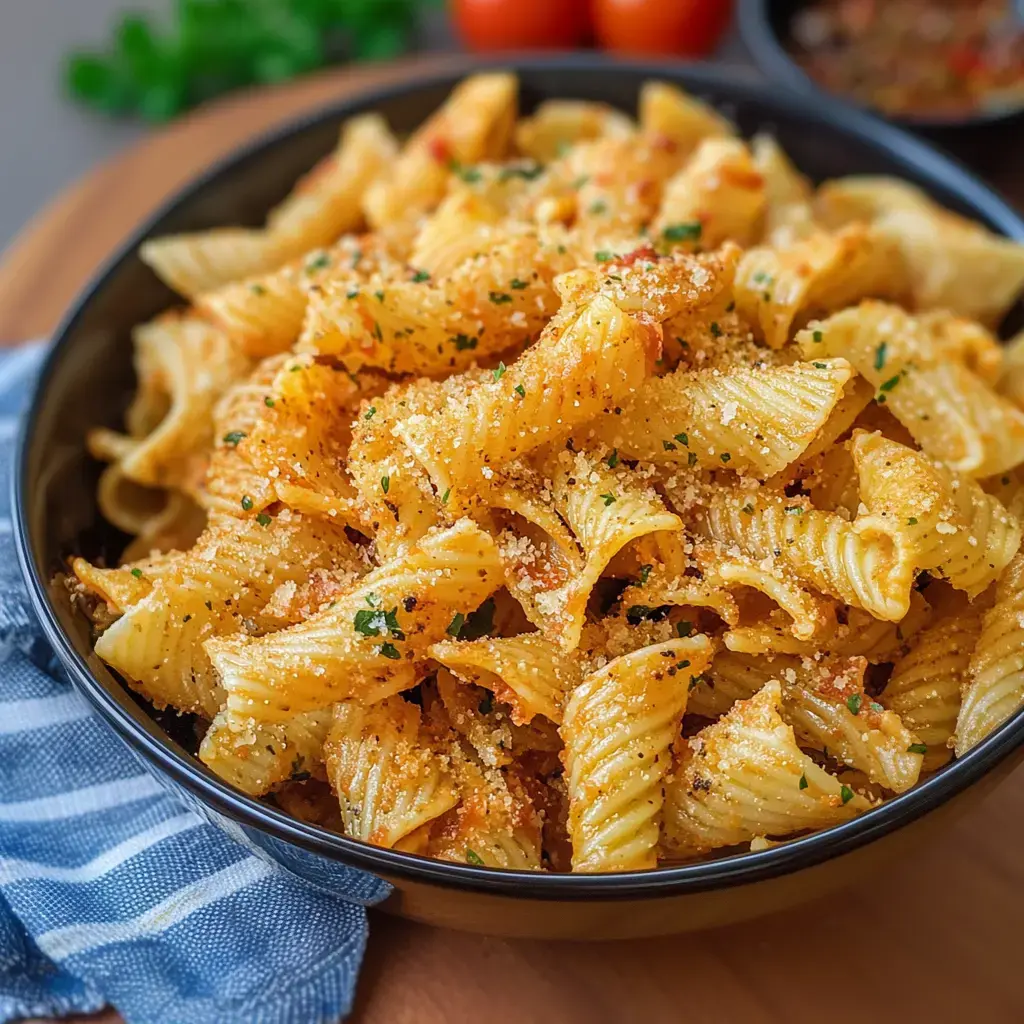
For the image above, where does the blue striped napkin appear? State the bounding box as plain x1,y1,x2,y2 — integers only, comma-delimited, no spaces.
0,344,389,1024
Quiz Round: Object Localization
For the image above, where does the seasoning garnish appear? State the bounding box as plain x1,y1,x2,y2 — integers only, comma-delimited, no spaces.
907,743,928,754
365,406,377,420
465,849,485,865
600,493,616,506
840,785,854,804
452,333,478,351
256,513,271,527
130,567,143,579
674,432,689,446
638,564,652,585
222,430,246,447
812,330,823,343
411,269,430,282
510,278,528,290
489,291,512,304
846,693,862,715
878,374,901,393
799,774,808,790
240,495,253,511
874,341,888,370
493,362,507,382
381,475,390,494
379,642,401,660
606,449,619,468
663,221,702,242
447,612,465,637
514,384,526,398
264,396,275,407
594,250,615,262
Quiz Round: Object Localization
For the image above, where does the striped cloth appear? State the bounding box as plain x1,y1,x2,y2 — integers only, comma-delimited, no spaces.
0,344,389,1024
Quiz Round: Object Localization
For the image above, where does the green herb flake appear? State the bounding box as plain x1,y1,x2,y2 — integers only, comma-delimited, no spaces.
907,742,928,754
606,448,620,469
465,848,485,865
264,396,275,408
489,291,513,304
840,785,854,805
674,432,689,446
663,221,702,242
687,451,698,467
594,250,615,263
600,493,616,506
812,330,823,343
874,341,888,371
638,564,652,585
571,175,590,189
450,161,482,183
411,269,430,283
447,612,465,638
784,506,803,515
662,440,677,451
351,250,363,269
249,282,266,296
907,517,918,525
305,252,331,273
510,278,528,290
452,333,478,351
589,199,608,215
752,270,774,285
514,384,526,398
441,487,451,504
846,693,862,716
240,495,253,511
381,475,390,494
365,406,377,421
720,452,731,463
379,641,401,660
742,503,755,515
813,362,828,369
256,513,272,527
710,322,722,338
372,322,383,342
222,430,246,447
878,374,901,393
493,361,507,382
799,774,808,790
499,164,543,182
130,567,143,579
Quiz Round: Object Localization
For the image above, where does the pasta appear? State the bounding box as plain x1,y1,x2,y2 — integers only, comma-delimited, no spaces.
71,73,1024,874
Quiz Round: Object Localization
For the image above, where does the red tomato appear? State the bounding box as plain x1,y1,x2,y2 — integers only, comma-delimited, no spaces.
592,0,733,57
453,0,591,52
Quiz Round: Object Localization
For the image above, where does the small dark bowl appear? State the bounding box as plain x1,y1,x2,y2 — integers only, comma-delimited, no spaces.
738,0,1024,163
15,55,1024,940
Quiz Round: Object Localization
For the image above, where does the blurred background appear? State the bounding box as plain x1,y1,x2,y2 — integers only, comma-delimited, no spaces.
2,0,1022,250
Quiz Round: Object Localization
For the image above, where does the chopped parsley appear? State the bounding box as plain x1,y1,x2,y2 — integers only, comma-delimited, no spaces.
674,432,689,446
687,451,698,467
489,291,513,304
450,161,481,183
510,278,528,290
514,384,526,398
130,567,143,579
452,333,478,351
256,513,272,527
812,330,823,343
222,430,246,447
907,743,928,755
606,449,619,469
799,774,808,790
846,693,862,715
589,199,608,215
663,221,702,242
720,452,731,463
663,440,677,451
840,785,854,804
688,673,710,691
351,249,363,269
411,269,431,283
594,250,615,262
878,374,901,393
381,475,390,494
742,503,755,515
374,290,385,302
305,252,331,272
600,493,616,506
264,396,275,407
571,175,590,189
812,362,828,369
499,164,543,181
249,282,266,296
240,495,253,511
626,604,669,625
379,641,401,660
441,487,451,504
874,341,888,371
465,849,485,865
365,406,377,421
752,270,774,285
784,506,803,515
447,613,465,638
907,517,918,525
638,564,652,585
353,605,403,640
710,321,722,338
492,362,507,382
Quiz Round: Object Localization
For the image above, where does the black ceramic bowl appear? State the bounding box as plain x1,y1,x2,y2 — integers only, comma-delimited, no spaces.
738,0,1024,158
15,55,1024,941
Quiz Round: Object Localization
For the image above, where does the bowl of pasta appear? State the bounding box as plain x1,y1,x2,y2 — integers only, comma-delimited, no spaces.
16,55,1024,940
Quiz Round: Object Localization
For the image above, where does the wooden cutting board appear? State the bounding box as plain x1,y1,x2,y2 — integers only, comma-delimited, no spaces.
7,58,1024,1024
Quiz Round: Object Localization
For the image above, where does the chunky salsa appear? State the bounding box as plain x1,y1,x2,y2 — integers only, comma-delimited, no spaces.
789,0,1024,118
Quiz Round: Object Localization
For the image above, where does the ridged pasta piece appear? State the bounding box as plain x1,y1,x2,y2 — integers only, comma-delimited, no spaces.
583,359,853,479
299,232,570,375
395,293,660,498
363,72,517,230
955,553,1024,755
639,81,735,153
199,708,332,796
677,479,913,620
198,355,290,518
427,747,543,869
514,99,634,161
815,175,1024,326
346,377,447,556
734,224,907,349
653,138,766,248
265,113,397,250
324,698,460,849
90,511,360,718
430,633,582,725
662,680,871,856
883,607,985,767
519,450,682,650
852,430,1021,596
242,357,372,527
751,134,814,246
796,375,875,466
562,636,713,871
433,669,515,767
409,188,507,278
206,519,502,724
96,315,249,492
799,303,1024,478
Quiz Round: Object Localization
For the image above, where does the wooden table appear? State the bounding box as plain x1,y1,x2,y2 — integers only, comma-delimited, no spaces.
6,59,1024,1024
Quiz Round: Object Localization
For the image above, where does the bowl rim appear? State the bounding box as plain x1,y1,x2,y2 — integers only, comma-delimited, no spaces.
737,0,1024,130
16,52,1024,900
